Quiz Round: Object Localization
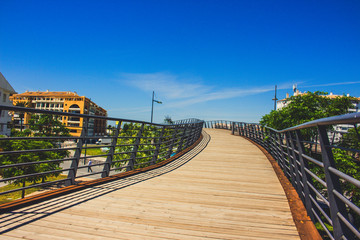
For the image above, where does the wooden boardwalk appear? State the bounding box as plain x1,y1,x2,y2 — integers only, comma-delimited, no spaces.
1,129,299,240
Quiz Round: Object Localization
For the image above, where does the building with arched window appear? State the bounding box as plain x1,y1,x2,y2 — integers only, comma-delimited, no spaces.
10,91,107,137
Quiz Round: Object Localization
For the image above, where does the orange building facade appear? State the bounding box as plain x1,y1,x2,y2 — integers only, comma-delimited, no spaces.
10,91,107,137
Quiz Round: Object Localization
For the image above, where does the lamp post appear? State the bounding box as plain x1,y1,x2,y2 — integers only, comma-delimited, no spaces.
151,91,162,123
272,85,278,111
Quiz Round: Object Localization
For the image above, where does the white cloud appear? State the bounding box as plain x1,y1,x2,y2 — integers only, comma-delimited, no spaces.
117,72,293,109
120,72,211,100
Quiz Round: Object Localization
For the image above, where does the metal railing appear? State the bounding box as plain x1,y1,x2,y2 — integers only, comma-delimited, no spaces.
0,105,203,201
205,113,360,240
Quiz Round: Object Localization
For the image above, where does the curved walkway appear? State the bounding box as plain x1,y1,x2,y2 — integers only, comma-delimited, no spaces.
1,129,299,239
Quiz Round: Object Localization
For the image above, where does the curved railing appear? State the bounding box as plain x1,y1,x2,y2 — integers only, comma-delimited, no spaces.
0,105,203,202
205,113,360,240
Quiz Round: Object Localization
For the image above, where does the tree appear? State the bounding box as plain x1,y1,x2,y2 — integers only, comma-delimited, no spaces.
13,101,31,131
0,114,70,198
164,115,174,124
28,114,70,137
260,91,354,130
340,127,360,154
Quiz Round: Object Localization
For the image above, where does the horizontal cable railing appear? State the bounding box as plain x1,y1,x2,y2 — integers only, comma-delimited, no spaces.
0,105,203,203
204,113,360,240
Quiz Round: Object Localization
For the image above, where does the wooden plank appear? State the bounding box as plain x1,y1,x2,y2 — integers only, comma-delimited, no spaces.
1,129,300,239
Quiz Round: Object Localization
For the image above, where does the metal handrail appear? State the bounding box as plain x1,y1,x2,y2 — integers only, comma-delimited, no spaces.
204,114,360,240
0,105,203,203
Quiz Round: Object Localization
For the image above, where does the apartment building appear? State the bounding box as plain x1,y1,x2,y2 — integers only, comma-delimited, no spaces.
10,91,107,137
0,73,17,136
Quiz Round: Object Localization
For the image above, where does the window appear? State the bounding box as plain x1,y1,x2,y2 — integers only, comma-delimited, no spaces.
3,93,6,102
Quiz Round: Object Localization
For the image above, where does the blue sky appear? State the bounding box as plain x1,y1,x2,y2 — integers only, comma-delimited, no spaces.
1,0,360,123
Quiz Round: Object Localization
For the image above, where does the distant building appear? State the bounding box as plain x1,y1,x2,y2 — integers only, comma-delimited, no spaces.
10,91,107,137
0,73,17,136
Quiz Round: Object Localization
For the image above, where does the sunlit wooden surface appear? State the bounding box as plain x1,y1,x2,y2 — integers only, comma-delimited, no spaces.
1,129,299,239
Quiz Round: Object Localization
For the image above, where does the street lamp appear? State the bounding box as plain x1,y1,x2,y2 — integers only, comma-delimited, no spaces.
151,91,162,123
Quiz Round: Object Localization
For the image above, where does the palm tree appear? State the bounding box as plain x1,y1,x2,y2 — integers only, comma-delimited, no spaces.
14,101,30,131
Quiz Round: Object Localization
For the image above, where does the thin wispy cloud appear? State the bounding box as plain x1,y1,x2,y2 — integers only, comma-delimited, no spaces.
302,81,360,88
121,72,211,100
118,72,292,109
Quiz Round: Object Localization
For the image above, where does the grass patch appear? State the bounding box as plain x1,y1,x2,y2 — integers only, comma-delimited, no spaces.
81,147,109,156
0,175,67,204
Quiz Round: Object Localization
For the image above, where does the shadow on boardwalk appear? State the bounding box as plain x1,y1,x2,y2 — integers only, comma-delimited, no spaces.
0,132,211,235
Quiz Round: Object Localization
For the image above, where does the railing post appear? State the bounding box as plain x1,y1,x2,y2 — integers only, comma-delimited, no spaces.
285,132,297,187
184,124,193,148
287,131,303,194
190,123,197,145
253,125,257,140
277,133,288,176
231,122,235,135
253,125,258,141
255,125,261,143
66,117,88,186
247,124,251,138
195,123,201,140
167,125,179,159
152,126,165,164
250,124,255,139
186,123,196,147
318,125,351,239
269,131,279,161
294,130,315,221
176,125,187,154
259,126,265,142
126,123,144,171
102,121,122,178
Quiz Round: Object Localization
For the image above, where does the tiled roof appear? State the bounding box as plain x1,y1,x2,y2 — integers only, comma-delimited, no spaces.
13,91,80,97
